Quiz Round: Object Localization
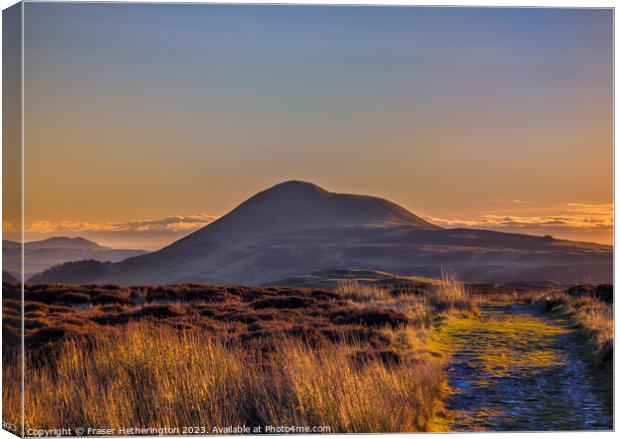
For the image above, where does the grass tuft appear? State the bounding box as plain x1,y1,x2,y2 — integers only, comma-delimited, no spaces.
427,270,479,315
531,291,613,364
9,323,444,432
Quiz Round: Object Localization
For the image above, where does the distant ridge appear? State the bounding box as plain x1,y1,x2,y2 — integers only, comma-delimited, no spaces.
22,236,107,250
3,237,146,279
4,236,109,250
31,181,612,285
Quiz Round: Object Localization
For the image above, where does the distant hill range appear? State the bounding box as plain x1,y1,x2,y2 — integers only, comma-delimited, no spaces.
3,236,146,280
30,181,612,285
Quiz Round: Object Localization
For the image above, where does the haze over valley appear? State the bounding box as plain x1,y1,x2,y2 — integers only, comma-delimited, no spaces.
2,237,146,279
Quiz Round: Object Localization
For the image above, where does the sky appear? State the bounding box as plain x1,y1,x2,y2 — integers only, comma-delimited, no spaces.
8,4,613,249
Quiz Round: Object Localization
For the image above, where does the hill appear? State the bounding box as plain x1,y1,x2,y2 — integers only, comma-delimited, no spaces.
30,181,613,285
3,237,146,279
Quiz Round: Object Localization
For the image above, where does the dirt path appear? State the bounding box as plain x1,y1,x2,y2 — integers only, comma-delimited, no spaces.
435,302,612,431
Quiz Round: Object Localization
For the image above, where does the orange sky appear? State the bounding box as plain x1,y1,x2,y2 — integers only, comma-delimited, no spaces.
4,5,613,250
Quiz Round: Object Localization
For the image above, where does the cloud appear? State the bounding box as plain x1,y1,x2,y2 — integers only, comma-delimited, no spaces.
423,203,613,243
24,214,218,235
493,198,537,205
18,214,219,250
14,203,613,249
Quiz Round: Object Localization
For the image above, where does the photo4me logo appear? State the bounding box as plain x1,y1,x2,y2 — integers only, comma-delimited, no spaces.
212,425,331,434
264,425,331,434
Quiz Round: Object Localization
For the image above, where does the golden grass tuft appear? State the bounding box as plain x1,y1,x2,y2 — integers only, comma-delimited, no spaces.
9,322,444,433
2,352,22,433
335,280,434,325
532,291,613,363
335,280,393,303
427,270,479,315
272,340,443,432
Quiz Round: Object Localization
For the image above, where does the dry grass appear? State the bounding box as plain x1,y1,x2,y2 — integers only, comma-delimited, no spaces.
335,280,438,325
529,290,613,363
2,351,22,434
427,271,479,315
336,280,394,303
0,275,492,433
3,283,420,353
272,337,443,432
6,322,444,433
3,274,612,434
2,280,458,433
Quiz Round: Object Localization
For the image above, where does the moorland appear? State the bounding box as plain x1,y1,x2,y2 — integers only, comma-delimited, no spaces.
2,275,613,433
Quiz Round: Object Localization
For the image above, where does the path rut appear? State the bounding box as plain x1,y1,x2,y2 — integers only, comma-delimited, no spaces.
441,302,612,431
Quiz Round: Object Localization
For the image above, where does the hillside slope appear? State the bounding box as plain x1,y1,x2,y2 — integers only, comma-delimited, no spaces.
31,181,613,285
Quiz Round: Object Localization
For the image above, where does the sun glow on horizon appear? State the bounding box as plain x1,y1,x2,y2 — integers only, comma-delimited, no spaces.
10,199,612,251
